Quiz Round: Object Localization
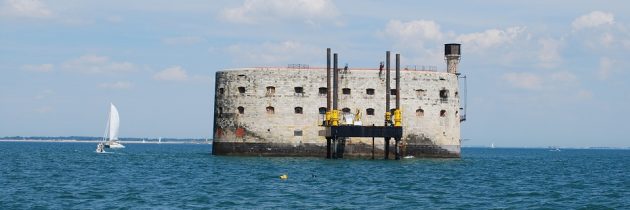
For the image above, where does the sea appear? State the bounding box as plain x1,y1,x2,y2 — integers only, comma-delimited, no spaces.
0,142,628,209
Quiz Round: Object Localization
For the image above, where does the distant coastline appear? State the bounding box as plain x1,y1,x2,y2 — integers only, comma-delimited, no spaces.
0,136,212,145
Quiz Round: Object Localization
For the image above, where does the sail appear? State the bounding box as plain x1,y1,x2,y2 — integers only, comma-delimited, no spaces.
109,103,120,141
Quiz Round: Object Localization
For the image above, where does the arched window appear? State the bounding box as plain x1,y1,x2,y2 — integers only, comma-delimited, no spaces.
342,108,351,114
440,110,446,117
237,106,244,114
416,108,424,117
238,86,246,94
318,107,327,114
366,88,375,95
342,88,351,95
294,107,303,114
266,106,275,114
266,86,275,96
366,108,375,116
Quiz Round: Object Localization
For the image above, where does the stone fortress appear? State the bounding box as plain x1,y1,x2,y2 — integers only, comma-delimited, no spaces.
213,44,465,158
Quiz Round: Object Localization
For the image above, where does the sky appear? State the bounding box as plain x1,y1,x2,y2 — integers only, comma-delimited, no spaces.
1,0,629,147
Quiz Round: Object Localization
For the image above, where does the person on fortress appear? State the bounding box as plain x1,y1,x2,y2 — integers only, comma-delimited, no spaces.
379,62,384,77
344,63,349,73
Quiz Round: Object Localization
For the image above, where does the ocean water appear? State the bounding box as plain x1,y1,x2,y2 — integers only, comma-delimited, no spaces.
0,142,628,209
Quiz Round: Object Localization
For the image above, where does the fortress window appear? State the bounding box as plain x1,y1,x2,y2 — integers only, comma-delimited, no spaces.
294,130,303,136
238,86,246,94
391,89,397,96
342,108,351,114
266,106,275,114
237,106,244,114
439,89,449,103
366,88,375,95
318,107,327,114
294,107,303,114
416,89,426,98
366,108,375,116
455,91,459,98
218,107,223,116
416,108,424,117
440,110,446,117
319,87,327,95
342,88,351,95
266,86,275,96
294,87,304,96
218,88,224,95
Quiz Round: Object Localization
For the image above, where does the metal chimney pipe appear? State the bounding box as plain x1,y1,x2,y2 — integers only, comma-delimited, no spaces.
327,48,331,111
396,53,400,109
385,51,390,125
333,53,338,110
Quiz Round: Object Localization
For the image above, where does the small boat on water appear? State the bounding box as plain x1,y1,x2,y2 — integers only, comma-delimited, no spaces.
101,103,125,149
96,142,105,153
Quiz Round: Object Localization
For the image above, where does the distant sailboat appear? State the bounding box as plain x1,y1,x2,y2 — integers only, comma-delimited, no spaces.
103,103,125,149
491,143,495,149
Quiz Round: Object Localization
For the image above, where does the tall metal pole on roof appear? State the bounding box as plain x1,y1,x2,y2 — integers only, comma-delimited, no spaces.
333,53,338,110
326,48,331,112
384,51,391,160
396,53,400,109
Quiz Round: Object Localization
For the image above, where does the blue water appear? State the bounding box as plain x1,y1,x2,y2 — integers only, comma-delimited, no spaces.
1,142,628,209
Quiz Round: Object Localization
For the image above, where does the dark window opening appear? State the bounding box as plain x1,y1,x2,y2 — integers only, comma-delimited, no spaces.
318,107,327,114
218,107,223,116
366,108,375,116
342,88,351,95
294,87,304,95
440,89,449,103
237,106,244,114
294,130,303,136
266,86,275,96
366,88,375,95
266,106,275,114
391,89,397,95
416,108,424,117
294,107,303,114
342,108,351,114
218,88,224,95
440,110,446,117
455,91,459,98
319,87,327,95
238,86,246,94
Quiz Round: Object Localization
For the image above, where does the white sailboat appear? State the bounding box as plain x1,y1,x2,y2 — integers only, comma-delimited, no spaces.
103,103,125,149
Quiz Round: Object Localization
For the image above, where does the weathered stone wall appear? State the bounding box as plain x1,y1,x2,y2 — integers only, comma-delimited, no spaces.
213,67,461,157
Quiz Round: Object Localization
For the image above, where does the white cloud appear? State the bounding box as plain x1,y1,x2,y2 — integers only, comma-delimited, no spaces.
22,63,54,72
456,26,526,51
1,0,53,18
153,66,188,81
598,57,615,80
572,11,614,30
550,71,577,85
99,81,132,89
220,0,338,24
62,55,135,74
538,38,563,68
383,20,443,50
503,72,543,90
162,36,205,45
226,40,319,65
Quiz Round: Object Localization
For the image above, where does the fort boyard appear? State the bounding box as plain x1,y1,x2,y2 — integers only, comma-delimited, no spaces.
213,44,467,159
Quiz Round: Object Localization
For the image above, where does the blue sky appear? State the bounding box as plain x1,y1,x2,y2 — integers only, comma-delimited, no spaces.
1,0,628,147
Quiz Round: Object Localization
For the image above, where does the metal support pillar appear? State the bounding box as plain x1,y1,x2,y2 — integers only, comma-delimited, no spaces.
384,137,390,160
326,137,331,159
